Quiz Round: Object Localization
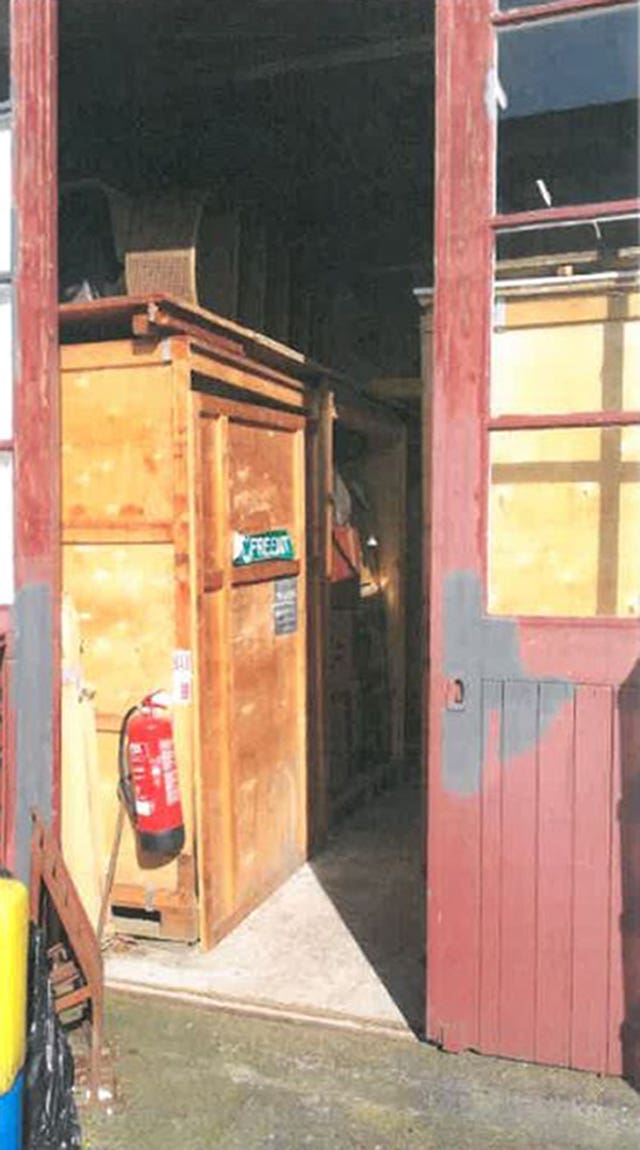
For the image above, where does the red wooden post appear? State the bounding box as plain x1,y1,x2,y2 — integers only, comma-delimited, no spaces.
427,0,495,1051
9,0,60,878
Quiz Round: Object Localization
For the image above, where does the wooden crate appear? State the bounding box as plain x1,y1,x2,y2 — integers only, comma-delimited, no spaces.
60,295,408,944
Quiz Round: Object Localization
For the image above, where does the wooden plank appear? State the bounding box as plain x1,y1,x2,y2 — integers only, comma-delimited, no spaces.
196,411,235,946
209,409,308,922
427,0,494,1054
61,339,169,372
607,690,625,1077
197,390,305,432
535,685,575,1066
62,361,174,529
499,681,538,1059
231,560,300,587
190,346,307,412
170,353,197,877
229,580,306,909
479,684,503,1055
614,683,640,1081
571,685,614,1072
228,419,298,536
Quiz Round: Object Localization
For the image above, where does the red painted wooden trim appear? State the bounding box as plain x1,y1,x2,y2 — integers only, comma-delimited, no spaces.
493,0,637,27
12,0,60,837
492,199,640,231
488,410,640,430
427,0,495,1052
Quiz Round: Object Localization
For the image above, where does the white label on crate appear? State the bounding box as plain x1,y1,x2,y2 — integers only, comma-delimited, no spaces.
172,649,193,705
0,451,13,604
0,125,11,276
0,287,12,440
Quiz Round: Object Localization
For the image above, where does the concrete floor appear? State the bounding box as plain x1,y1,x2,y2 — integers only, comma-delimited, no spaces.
83,992,640,1150
105,783,424,1034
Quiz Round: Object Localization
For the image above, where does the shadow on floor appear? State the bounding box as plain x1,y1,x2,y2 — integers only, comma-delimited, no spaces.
311,779,425,1034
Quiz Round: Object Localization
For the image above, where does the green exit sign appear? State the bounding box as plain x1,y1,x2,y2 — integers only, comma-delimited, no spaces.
232,529,295,567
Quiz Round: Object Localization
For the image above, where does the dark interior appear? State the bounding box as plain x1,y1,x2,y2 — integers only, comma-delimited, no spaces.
59,0,434,381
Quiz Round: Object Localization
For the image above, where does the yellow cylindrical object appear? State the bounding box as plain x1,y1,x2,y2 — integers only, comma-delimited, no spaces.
0,877,29,1095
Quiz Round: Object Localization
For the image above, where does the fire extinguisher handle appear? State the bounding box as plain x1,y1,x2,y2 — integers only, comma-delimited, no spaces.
118,704,139,819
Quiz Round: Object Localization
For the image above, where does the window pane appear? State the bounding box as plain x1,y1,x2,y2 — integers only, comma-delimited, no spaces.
497,218,640,263
489,425,640,617
491,277,640,416
497,7,639,211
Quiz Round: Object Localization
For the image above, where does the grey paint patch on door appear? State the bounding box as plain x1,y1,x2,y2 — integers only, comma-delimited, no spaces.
12,582,53,880
442,571,573,795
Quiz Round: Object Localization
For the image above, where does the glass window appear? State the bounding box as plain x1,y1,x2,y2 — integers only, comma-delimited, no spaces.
491,280,640,417
489,425,640,617
489,272,640,618
497,6,639,211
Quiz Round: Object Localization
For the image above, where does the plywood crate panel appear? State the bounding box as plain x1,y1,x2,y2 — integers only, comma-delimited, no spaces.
60,295,408,946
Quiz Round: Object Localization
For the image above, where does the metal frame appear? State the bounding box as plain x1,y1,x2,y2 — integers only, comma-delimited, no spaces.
493,0,637,26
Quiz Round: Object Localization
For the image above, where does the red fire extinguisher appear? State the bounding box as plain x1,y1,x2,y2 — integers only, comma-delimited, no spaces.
118,691,185,856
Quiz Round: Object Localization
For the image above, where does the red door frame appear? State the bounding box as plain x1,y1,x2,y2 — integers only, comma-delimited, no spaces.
428,0,640,1076
4,0,60,877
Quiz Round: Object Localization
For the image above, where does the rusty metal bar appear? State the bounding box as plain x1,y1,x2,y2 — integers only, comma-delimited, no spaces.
492,200,640,232
493,0,638,27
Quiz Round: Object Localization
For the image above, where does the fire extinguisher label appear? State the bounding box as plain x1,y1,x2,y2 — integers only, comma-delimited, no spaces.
160,739,180,807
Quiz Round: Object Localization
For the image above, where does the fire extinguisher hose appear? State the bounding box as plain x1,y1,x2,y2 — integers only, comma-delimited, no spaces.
117,704,139,819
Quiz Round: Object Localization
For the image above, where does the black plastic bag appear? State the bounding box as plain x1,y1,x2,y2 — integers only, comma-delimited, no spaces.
23,926,83,1150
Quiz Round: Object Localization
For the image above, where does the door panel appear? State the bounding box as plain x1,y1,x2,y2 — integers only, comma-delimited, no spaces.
469,675,635,1073
429,0,640,1080
195,395,307,946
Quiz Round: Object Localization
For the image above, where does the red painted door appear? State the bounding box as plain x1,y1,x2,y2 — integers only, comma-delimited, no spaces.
428,0,640,1081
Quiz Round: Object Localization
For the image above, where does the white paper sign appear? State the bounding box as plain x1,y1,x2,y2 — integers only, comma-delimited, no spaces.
172,649,193,705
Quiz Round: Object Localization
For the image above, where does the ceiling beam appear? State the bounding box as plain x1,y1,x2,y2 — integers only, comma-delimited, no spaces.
232,35,433,84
